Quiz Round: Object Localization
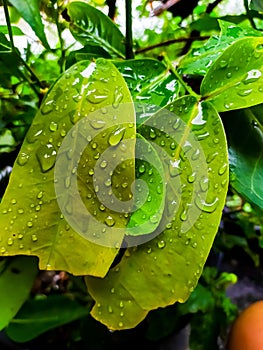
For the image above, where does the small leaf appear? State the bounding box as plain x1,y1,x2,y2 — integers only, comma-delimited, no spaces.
66,44,111,69
68,2,125,58
6,295,88,342
0,59,135,276
0,25,24,36
86,96,229,330
222,107,263,209
180,21,262,76
201,36,263,111
8,0,50,49
0,256,38,331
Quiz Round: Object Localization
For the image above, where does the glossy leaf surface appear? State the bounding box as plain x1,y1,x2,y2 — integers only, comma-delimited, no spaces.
201,37,263,111
180,21,262,76
68,2,125,58
86,96,228,330
222,107,263,209
114,59,185,124
8,0,50,49
0,59,135,276
0,256,38,330
6,295,88,342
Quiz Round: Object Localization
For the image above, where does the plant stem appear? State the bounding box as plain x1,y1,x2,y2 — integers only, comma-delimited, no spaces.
125,0,134,59
53,2,65,73
3,0,15,50
136,36,209,54
164,56,199,98
244,0,257,29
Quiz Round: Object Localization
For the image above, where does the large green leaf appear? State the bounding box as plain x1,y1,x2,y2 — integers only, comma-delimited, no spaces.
6,295,88,342
8,0,50,49
0,59,136,276
179,21,262,76
86,96,229,330
67,1,125,58
114,59,185,123
201,36,263,112
0,256,38,331
222,107,263,209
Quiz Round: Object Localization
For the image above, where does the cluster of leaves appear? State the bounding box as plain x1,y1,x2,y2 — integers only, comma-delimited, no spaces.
0,0,262,348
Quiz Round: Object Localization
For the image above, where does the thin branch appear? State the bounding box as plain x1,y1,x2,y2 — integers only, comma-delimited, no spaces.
107,0,117,20
125,0,134,59
3,0,15,50
135,35,209,54
52,2,65,73
244,0,257,29
206,0,223,14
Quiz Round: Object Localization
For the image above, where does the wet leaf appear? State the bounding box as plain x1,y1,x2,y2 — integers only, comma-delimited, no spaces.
8,0,50,49
0,256,38,331
222,107,263,209
114,59,185,124
86,96,228,330
6,295,88,342
180,21,262,76
201,36,263,111
68,2,125,58
0,59,135,276
127,134,166,237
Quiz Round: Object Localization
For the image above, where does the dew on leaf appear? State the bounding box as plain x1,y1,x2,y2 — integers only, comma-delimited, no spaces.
157,240,166,249
41,100,54,115
105,215,115,227
218,163,228,175
108,305,113,313
108,127,125,146
195,194,219,213
187,173,196,183
17,152,29,166
27,221,33,228
7,238,13,246
37,144,57,172
31,234,38,242
49,121,58,132
89,119,106,129
112,86,123,108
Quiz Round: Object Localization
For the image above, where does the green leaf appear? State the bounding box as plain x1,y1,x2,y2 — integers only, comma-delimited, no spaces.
0,59,136,276
0,33,23,78
0,25,24,35
222,107,263,209
6,295,88,342
66,44,111,69
8,0,50,49
250,0,263,12
114,59,185,124
68,2,125,58
0,129,16,153
180,21,262,76
0,256,38,331
201,37,263,111
86,96,229,330
127,134,165,236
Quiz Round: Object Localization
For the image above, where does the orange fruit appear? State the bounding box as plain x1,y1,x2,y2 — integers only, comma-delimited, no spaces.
227,300,263,350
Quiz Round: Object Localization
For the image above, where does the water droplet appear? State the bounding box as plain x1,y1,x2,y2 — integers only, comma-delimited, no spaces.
17,209,24,214
37,144,57,172
41,99,54,115
180,208,188,221
118,322,123,328
119,301,124,308
31,234,38,242
1,247,6,253
138,164,145,173
110,288,115,294
7,237,13,246
112,86,123,108
147,248,152,254
49,121,58,132
90,119,106,129
237,88,253,97
172,118,181,130
157,240,166,249
195,194,219,213
243,69,262,84
219,60,227,68
218,163,228,175
105,215,115,226
226,72,232,79
37,191,43,199
17,152,29,166
86,90,108,104
100,160,107,168
27,221,33,228
187,172,196,183
150,129,156,139
108,127,125,146
108,305,113,313
169,159,181,177
18,234,23,239
11,199,17,205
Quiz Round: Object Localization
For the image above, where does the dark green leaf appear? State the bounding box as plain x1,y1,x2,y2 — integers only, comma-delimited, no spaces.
6,295,88,342
250,0,263,12
0,256,38,331
0,59,136,276
222,108,263,209
68,2,125,58
86,96,228,330
180,21,262,76
8,0,50,49
114,59,185,123
0,33,23,78
66,44,111,69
